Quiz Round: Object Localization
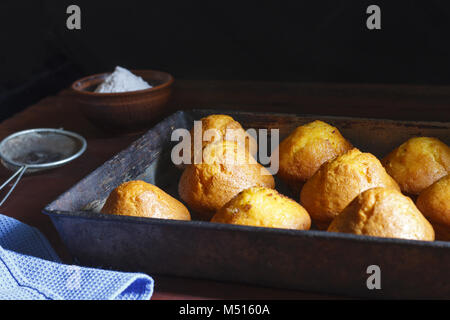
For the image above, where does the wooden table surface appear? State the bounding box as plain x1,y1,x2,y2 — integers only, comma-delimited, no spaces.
1,80,448,299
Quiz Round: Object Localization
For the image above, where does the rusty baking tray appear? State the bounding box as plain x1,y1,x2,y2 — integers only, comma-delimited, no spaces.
43,109,450,298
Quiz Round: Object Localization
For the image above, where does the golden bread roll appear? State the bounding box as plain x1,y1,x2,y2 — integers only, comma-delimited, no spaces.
416,175,450,240
300,148,400,229
382,137,450,195
190,114,257,161
101,180,191,220
211,187,311,230
328,187,434,241
179,140,275,220
276,120,352,192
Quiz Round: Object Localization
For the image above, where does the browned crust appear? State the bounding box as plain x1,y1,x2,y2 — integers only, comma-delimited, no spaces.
101,180,191,221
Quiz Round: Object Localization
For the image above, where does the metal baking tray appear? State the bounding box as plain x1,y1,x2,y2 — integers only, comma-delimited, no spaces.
43,109,450,298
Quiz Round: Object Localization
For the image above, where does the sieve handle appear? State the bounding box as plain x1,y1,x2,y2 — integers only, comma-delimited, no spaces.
0,166,27,206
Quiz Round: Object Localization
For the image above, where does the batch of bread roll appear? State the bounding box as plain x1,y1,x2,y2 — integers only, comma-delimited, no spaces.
100,114,450,242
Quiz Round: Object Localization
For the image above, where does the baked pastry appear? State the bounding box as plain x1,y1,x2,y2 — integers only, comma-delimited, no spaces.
328,187,434,241
101,180,191,220
211,187,311,230
416,175,450,240
179,140,275,220
276,120,352,192
382,137,450,195
300,148,400,229
189,114,257,162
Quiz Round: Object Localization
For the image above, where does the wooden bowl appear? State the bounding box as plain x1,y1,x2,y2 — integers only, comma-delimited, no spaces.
71,70,174,132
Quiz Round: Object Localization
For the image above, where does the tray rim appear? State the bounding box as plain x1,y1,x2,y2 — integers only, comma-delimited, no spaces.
192,108,450,128
42,207,450,249
43,108,450,250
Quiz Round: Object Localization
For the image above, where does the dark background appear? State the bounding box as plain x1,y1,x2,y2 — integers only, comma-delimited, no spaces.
1,0,449,120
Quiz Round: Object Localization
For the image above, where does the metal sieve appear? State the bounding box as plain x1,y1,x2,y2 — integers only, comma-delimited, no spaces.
0,128,87,206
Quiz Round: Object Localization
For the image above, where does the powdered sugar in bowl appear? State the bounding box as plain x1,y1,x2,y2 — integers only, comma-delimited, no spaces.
71,68,174,133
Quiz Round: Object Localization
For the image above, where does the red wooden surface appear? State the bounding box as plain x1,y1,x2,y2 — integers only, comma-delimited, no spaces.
0,80,447,299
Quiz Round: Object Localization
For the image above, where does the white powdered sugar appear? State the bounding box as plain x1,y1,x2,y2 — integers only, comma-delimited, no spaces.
95,66,152,93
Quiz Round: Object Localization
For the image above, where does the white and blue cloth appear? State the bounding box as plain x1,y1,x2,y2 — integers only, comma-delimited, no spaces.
0,214,153,300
